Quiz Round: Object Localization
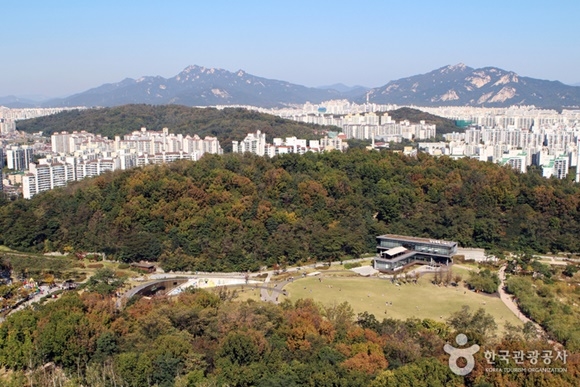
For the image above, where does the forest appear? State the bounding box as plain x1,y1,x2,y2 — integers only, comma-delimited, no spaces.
383,107,460,135
1,149,580,272
0,289,576,386
15,105,460,151
14,105,334,152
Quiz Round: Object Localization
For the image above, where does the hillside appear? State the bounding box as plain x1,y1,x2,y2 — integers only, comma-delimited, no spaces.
386,107,460,135
16,104,335,152
1,150,580,272
4,288,572,386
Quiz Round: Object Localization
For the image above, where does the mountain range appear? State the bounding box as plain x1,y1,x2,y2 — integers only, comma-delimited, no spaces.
42,65,341,109
0,95,43,109
364,63,580,108
3,64,580,109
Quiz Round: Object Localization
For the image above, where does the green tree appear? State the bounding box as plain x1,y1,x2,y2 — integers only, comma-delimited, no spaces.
83,268,125,295
466,269,500,294
371,357,462,387
447,305,497,343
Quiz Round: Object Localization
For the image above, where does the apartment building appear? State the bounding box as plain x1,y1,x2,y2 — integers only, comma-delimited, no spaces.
233,131,347,157
6,145,34,171
22,127,223,198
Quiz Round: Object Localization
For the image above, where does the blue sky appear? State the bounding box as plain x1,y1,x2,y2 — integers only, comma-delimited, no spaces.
2,0,579,97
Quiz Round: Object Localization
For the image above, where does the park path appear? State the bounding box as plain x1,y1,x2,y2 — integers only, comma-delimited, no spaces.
260,272,273,302
260,272,294,303
497,265,546,337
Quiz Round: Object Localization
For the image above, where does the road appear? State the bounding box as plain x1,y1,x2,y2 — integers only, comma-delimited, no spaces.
2,285,64,321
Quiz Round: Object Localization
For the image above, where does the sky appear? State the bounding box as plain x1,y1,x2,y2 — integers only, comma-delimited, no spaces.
2,0,579,98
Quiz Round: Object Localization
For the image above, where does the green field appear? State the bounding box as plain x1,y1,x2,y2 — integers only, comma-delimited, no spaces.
279,273,522,333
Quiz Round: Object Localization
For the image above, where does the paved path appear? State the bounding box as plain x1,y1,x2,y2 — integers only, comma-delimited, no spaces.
497,265,545,337
260,272,297,303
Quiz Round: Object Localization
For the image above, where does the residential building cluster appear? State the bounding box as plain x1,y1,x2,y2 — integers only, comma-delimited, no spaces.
418,105,580,129
0,148,3,192
419,122,579,180
5,102,580,198
340,113,436,142
232,130,348,157
225,99,399,117
246,100,435,141
0,106,85,134
270,110,435,142
21,127,222,198
0,118,16,134
410,106,580,180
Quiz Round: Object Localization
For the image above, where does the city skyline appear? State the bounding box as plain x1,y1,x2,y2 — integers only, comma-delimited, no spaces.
2,0,579,97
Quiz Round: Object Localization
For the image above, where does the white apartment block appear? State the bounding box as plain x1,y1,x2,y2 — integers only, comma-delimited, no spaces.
232,130,267,156
23,159,76,199
51,127,223,158
418,106,580,130
0,107,85,122
537,154,569,179
233,131,347,158
6,145,33,170
0,118,16,134
275,109,437,142
499,150,528,173
22,127,223,198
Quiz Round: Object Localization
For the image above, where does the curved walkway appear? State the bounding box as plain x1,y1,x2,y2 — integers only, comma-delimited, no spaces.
260,272,293,303
497,265,545,338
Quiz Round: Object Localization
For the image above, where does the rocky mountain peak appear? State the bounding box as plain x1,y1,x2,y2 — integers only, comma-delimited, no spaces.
365,64,580,108
439,63,471,74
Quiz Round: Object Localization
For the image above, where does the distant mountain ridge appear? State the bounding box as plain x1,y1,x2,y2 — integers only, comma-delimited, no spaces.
42,65,341,108
364,63,580,108
0,95,40,109
3,64,579,109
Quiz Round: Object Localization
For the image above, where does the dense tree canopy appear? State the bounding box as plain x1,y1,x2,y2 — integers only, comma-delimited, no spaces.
15,104,335,152
2,150,580,272
386,107,461,135
0,291,576,386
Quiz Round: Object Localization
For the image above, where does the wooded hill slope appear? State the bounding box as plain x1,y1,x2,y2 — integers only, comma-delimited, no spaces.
15,104,333,152
1,150,579,271
3,291,574,386
386,107,460,135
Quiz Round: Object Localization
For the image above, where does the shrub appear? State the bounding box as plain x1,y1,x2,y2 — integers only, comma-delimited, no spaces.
466,269,500,294
563,265,579,277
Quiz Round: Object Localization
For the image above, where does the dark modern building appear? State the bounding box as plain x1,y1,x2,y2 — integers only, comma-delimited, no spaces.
374,234,458,272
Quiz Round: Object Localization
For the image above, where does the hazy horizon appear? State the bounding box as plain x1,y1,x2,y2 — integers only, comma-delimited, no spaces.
2,1,579,98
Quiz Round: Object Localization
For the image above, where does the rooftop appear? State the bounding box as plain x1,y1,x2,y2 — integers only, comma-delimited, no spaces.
384,246,407,256
378,234,457,248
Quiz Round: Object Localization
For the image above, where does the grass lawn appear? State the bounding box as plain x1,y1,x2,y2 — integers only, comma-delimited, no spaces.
229,285,263,302
280,273,522,333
